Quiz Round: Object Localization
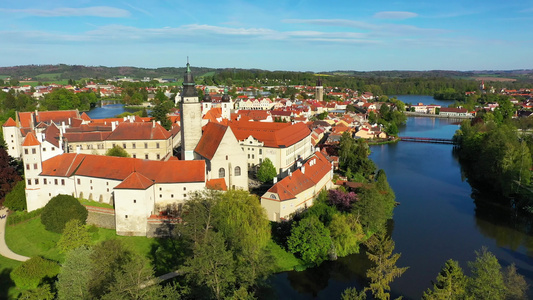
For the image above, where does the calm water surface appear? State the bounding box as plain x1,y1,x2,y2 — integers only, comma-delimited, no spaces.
268,97,533,299
86,103,138,119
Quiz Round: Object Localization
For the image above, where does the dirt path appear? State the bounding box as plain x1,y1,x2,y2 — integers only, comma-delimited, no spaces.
0,207,30,262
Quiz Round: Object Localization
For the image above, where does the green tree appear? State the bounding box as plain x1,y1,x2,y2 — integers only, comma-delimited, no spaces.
354,187,395,234
57,247,93,300
256,158,277,183
89,239,131,299
365,232,408,300
10,256,60,290
502,263,529,300
328,213,363,257
57,219,91,253
341,287,367,300
422,259,467,300
3,180,27,211
41,194,88,233
41,88,81,110
105,145,130,158
101,255,180,300
151,102,172,130
18,284,55,300
287,216,332,265
184,231,236,300
467,247,506,300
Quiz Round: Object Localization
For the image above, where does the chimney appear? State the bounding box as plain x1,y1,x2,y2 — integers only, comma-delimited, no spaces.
301,166,305,174
62,121,66,133
112,122,116,131
152,120,156,128
68,118,71,125
273,177,278,184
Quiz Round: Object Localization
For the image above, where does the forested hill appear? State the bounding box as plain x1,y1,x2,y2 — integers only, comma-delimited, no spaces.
1,64,533,83
0,64,219,81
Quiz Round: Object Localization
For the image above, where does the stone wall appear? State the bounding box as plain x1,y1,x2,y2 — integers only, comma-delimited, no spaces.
85,206,116,229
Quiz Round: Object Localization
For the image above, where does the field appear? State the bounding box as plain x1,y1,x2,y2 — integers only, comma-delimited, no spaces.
473,76,517,82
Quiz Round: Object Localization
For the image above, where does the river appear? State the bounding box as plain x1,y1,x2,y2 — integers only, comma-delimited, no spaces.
268,95,533,299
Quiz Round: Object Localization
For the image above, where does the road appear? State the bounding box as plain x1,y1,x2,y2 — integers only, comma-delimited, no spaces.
0,207,30,262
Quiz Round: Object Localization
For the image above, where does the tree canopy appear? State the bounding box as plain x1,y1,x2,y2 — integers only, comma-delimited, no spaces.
256,158,277,183
41,194,88,233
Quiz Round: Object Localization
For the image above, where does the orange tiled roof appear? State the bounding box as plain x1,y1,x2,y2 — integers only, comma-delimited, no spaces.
195,122,228,160
266,151,331,201
203,107,222,123
63,131,112,142
36,110,79,125
3,117,16,127
18,112,33,128
114,171,154,190
41,153,205,183
44,123,61,147
22,132,40,146
107,122,171,141
206,178,227,191
229,121,310,148
80,112,91,121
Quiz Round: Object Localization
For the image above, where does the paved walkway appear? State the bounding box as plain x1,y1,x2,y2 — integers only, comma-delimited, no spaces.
0,207,30,262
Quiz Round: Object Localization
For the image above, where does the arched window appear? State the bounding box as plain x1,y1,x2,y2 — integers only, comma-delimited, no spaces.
234,166,241,176
219,168,225,178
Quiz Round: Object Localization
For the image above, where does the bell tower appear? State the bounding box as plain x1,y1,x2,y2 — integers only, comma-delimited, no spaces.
316,77,324,102
179,59,202,160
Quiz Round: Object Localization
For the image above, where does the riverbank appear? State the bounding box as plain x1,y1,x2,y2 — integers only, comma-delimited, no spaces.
404,111,473,119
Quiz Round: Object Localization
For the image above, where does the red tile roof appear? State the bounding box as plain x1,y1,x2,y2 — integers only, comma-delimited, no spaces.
80,112,91,121
206,178,227,191
18,112,33,128
106,122,171,141
229,121,311,148
22,132,40,147
44,123,61,147
3,117,16,127
195,122,228,160
114,172,154,190
36,110,79,125
41,153,205,184
63,131,112,142
266,151,331,201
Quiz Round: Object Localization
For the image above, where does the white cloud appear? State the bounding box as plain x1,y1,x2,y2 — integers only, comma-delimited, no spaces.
0,6,130,18
283,19,378,30
373,11,418,20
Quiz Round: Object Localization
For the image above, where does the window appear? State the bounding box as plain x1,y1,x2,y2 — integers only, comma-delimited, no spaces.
183,187,186,191
133,154,136,158
219,168,225,178
144,143,148,148
235,166,241,176
26,164,30,170
145,154,149,159
35,179,39,185
226,155,228,160
32,148,36,154
171,194,174,198
61,179,65,185
132,143,136,149
44,178,47,185
43,148,46,152
156,143,160,149
27,179,31,185
77,179,80,184
159,194,162,198
51,147,55,151
157,154,160,160
24,149,28,155
252,154,254,159
125,215,128,219
133,200,136,203
33,164,38,169
248,154,250,159
55,179,58,185
123,143,126,149
113,143,116,148
183,194,187,198
259,149,262,155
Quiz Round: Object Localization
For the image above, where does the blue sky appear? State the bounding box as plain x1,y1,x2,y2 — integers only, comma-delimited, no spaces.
0,0,532,71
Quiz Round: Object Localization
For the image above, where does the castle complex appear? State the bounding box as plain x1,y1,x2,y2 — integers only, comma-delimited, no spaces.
3,61,333,235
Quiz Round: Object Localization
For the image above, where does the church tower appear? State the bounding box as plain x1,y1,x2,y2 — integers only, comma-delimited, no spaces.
316,77,324,102
179,60,202,160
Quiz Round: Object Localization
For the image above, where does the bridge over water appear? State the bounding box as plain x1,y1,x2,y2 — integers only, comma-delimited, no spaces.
399,136,455,144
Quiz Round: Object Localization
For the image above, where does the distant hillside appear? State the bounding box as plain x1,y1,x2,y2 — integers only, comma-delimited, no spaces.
0,64,219,81
1,64,532,83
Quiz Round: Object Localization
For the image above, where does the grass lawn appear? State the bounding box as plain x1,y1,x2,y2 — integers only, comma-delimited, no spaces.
0,256,22,300
79,198,114,209
5,216,156,265
266,240,302,273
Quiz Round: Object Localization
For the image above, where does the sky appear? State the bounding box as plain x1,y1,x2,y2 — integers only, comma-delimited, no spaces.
0,0,532,72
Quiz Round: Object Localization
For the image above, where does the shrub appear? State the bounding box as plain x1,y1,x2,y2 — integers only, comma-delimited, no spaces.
10,257,60,290
4,180,27,211
6,208,43,226
257,158,277,183
41,194,88,233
